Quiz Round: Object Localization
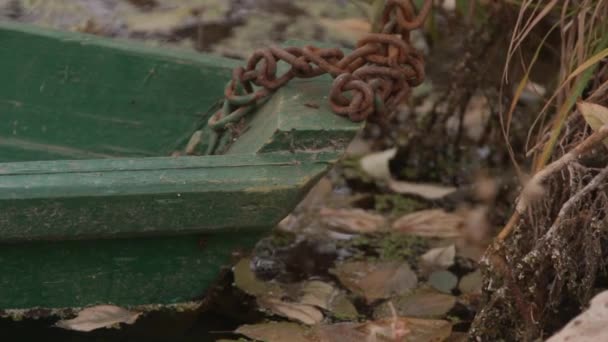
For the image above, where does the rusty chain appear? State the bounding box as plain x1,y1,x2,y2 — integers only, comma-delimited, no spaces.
203,0,432,154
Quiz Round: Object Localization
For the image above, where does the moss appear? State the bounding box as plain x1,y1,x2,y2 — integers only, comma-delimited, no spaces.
346,233,430,265
374,194,427,215
377,233,429,261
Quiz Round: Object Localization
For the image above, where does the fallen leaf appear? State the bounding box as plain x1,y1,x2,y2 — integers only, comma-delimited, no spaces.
547,290,608,342
359,148,397,181
577,101,608,147
328,292,359,320
319,207,386,234
315,317,452,342
374,287,457,319
236,322,314,342
55,305,141,332
428,270,459,294
420,245,456,269
387,179,457,200
297,280,358,320
459,270,483,294
257,297,323,325
331,261,417,303
233,258,284,297
299,280,335,310
393,209,464,238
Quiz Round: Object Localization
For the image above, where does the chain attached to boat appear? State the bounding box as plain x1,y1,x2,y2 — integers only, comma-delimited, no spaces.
203,0,432,155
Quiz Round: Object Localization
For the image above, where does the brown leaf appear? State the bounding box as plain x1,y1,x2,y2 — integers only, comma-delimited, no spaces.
55,305,141,332
374,288,457,319
331,261,417,303
393,209,464,237
297,280,358,319
299,280,335,310
315,317,452,342
257,297,323,325
387,179,457,200
236,322,315,342
320,207,386,234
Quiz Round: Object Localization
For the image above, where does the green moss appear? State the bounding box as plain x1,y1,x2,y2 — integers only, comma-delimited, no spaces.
346,233,430,264
377,233,429,261
374,194,427,215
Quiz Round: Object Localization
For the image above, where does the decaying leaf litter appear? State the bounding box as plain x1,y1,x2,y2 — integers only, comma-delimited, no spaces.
3,0,608,341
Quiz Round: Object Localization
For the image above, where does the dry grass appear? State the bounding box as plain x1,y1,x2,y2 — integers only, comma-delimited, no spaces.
471,0,608,340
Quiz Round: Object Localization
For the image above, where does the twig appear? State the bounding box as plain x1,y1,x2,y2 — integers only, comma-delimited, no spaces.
496,124,608,241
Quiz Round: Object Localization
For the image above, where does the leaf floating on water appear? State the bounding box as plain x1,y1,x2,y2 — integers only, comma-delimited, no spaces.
359,148,397,181
374,287,457,319
331,261,418,303
393,209,464,238
233,258,284,298
315,317,452,342
299,280,336,310
420,245,456,269
55,305,141,332
236,322,315,342
257,297,324,325
387,179,457,200
547,290,608,342
319,207,386,234
577,101,608,147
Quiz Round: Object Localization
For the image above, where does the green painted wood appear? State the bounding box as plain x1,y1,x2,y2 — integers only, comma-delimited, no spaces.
0,23,362,310
0,231,262,309
0,152,335,241
0,20,238,161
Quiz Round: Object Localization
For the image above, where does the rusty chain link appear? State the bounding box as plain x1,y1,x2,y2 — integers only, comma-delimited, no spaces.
204,0,432,154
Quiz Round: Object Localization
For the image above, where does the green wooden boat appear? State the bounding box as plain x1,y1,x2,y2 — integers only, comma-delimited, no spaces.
0,20,360,311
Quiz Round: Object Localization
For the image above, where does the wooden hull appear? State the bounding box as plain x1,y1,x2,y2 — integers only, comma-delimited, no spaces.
0,20,359,310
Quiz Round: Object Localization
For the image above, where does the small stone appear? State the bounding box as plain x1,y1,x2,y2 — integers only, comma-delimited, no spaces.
458,270,483,294
428,270,458,294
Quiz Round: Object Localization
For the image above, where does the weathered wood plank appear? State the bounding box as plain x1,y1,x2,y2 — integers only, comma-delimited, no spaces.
0,231,262,309
0,20,238,161
0,152,336,241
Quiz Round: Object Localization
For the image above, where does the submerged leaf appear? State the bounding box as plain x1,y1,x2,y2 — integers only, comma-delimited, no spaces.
374,287,457,319
331,261,417,303
315,317,452,342
55,305,141,332
258,297,323,325
320,207,386,234
393,209,463,237
236,322,314,342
